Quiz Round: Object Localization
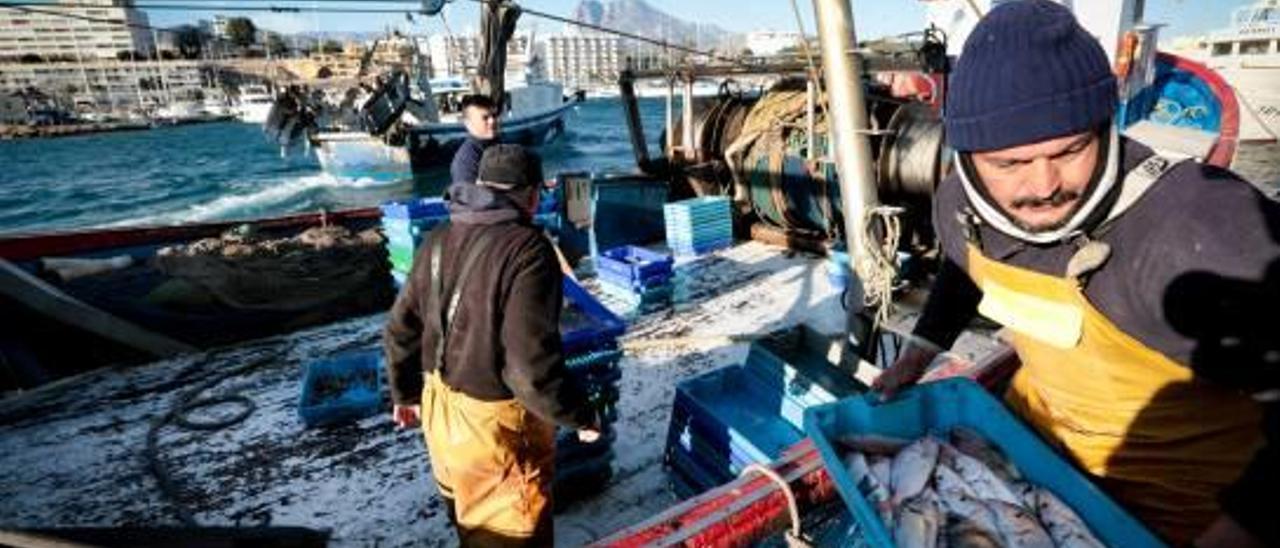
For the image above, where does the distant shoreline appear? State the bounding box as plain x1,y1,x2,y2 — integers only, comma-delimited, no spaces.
0,116,235,140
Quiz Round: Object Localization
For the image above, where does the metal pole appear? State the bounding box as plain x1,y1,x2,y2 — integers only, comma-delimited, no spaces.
812,0,881,352
618,68,651,173
806,77,816,162
665,77,674,157
682,71,694,160
811,0,879,263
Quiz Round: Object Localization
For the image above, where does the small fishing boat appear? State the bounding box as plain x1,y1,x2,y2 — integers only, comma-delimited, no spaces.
311,79,582,183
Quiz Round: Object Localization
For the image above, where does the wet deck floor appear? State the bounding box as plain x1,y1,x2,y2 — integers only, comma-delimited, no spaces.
0,241,1003,546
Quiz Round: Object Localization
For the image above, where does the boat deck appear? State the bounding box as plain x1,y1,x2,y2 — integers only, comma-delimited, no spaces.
0,241,1003,546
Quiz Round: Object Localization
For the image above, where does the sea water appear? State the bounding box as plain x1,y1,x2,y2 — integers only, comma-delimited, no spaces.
0,97,669,235
1,97,1276,236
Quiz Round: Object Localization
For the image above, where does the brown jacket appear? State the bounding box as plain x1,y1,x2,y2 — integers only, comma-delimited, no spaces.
383,213,593,430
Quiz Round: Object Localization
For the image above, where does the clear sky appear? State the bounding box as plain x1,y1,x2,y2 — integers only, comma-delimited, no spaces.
146,0,1252,41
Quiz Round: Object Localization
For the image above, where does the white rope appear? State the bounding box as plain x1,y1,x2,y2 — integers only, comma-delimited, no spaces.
857,205,904,326
740,463,812,547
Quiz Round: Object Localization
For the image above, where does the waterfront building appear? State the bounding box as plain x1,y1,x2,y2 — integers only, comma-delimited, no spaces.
0,58,212,112
546,33,621,89
744,30,803,57
0,0,154,61
426,33,538,84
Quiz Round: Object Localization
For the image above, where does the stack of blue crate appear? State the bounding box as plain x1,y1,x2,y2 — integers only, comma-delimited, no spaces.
594,245,674,314
663,341,862,498
533,184,561,233
381,198,449,287
555,276,628,505
663,196,733,258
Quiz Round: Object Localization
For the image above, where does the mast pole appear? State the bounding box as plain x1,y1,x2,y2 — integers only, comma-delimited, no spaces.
811,0,881,347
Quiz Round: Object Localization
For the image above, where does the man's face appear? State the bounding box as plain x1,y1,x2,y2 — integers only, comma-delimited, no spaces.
970,131,1100,232
462,105,498,140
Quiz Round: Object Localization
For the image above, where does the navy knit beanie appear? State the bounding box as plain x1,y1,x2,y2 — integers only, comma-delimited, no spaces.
945,0,1116,152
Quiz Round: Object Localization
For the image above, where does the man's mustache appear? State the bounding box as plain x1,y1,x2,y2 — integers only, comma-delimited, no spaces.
1011,189,1080,209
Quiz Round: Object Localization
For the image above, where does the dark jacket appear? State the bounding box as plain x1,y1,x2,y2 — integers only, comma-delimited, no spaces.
915,138,1280,544
383,182,593,429
449,136,492,185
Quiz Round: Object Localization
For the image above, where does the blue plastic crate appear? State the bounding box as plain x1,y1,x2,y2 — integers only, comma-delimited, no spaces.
668,404,770,478
670,238,733,257
743,343,863,408
565,347,624,374
668,366,805,465
561,276,627,354
596,245,673,285
803,378,1163,548
298,350,385,428
597,267,674,292
665,442,735,496
380,197,449,220
663,195,732,213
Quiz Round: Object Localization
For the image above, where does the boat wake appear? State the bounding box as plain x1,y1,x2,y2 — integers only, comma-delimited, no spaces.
104,172,391,229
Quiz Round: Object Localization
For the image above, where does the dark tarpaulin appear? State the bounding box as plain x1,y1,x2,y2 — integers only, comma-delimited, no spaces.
477,0,521,111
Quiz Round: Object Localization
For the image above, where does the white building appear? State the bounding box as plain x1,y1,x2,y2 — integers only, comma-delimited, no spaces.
546,33,621,89
211,15,230,40
426,33,538,84
0,58,213,110
744,30,803,57
0,0,154,61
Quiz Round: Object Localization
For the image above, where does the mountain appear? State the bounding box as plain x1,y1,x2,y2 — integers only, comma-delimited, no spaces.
570,0,739,50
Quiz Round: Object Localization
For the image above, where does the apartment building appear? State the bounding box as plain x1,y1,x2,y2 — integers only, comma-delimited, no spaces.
0,0,154,61
744,30,803,57
546,33,621,89
425,33,538,84
0,58,211,109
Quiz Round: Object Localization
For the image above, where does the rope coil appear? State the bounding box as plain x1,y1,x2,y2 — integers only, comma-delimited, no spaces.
858,205,904,326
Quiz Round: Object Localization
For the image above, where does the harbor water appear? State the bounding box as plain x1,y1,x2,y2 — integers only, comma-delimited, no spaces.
0,97,669,235
0,96,1276,236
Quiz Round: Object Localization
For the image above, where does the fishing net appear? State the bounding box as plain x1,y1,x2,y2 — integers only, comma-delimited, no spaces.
155,225,391,312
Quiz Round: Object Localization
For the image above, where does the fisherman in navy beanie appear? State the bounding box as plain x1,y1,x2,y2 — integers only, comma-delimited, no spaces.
946,0,1115,152
875,2,1280,546
946,0,1122,243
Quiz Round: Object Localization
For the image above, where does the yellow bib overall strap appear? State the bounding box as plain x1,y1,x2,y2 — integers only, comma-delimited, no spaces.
965,244,1263,543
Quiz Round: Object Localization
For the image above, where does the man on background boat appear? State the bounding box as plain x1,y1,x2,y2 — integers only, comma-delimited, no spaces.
384,144,601,546
450,94,501,186
872,1,1279,546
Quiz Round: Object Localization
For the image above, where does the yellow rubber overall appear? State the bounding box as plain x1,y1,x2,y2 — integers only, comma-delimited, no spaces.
422,372,556,546
966,244,1262,543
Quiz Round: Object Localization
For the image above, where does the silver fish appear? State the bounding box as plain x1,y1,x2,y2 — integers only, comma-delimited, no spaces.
869,455,893,491
941,443,1024,507
843,450,895,528
936,486,1002,540
1028,486,1105,548
1010,481,1038,510
945,516,1004,548
951,426,1022,484
891,437,941,505
933,462,979,501
896,489,943,548
987,499,1054,548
